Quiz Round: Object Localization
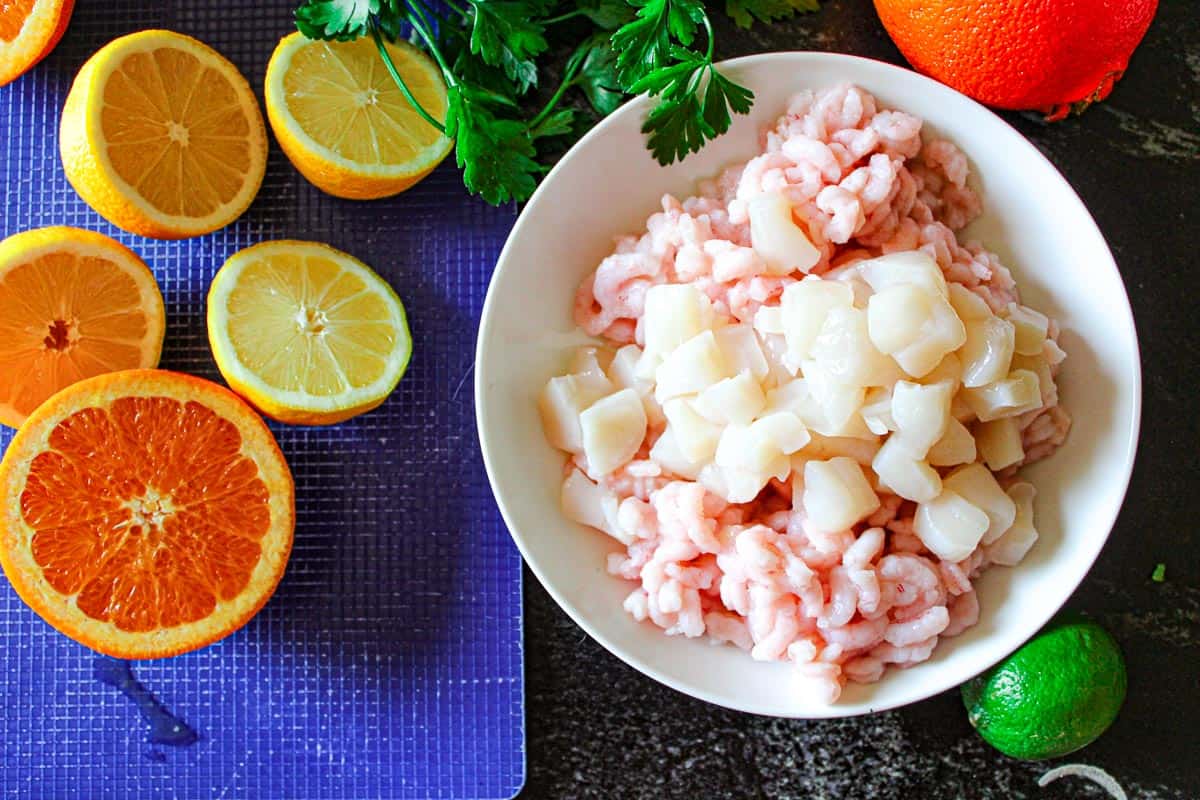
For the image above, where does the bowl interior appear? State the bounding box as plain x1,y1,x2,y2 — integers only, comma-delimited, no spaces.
476,52,1140,717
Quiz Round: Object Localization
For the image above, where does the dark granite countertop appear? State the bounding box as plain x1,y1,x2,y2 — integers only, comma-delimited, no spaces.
517,2,1200,798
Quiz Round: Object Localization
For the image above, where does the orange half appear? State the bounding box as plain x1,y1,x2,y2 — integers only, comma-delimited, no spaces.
0,369,295,658
0,226,165,429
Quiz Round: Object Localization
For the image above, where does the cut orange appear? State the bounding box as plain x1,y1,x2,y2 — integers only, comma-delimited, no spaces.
0,369,295,658
59,30,268,239
0,0,75,87
0,226,165,429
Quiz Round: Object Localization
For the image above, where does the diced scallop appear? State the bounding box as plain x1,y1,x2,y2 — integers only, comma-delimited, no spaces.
974,417,1025,471
802,457,881,534
860,386,896,435
867,283,932,355
638,284,714,377
699,463,770,504
607,344,649,394
748,192,821,275
891,379,954,458
713,323,769,381
649,425,704,481
580,389,648,475
716,412,808,478
655,330,730,402
758,331,796,386
891,295,966,378
693,371,766,425
947,283,991,322
539,372,613,453
960,315,1016,388
781,277,854,364
927,418,976,466
662,397,723,463
951,393,976,424
1011,352,1056,407
751,411,811,455
942,463,1016,544
567,346,615,379
914,489,990,562
811,306,896,388
855,250,948,298
753,305,786,335
919,352,962,392
801,359,866,430
561,468,627,543
794,433,881,466
1002,303,1050,356
871,437,941,503
988,482,1039,566
962,369,1042,421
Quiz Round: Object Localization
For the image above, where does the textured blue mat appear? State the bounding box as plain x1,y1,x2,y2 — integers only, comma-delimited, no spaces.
0,2,525,798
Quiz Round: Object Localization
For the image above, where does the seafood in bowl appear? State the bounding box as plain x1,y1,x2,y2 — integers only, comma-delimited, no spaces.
538,84,1070,704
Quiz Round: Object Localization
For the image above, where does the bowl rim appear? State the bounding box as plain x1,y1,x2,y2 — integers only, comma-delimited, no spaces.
475,50,1143,718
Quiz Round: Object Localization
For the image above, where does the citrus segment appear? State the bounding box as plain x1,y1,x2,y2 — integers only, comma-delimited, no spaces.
0,369,294,658
207,240,412,425
265,32,452,199
0,0,74,87
0,226,165,429
59,30,268,239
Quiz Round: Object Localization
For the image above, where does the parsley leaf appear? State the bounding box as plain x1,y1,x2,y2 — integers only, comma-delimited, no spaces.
611,0,705,89
701,67,754,135
467,0,549,93
528,108,576,140
725,0,819,29
578,0,637,30
446,86,541,204
575,38,625,116
295,0,380,40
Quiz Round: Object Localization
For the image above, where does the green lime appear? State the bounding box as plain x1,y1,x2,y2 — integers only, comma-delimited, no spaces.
961,616,1127,760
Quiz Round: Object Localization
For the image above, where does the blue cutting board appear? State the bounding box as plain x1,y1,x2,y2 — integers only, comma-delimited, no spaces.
0,2,525,797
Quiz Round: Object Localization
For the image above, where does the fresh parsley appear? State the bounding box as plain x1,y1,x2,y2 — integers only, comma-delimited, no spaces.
293,0,821,204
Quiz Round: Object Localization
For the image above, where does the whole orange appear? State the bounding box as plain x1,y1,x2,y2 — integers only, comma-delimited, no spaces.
874,0,1158,119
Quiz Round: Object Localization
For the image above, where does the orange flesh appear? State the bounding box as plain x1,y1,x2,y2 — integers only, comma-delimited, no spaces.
0,0,35,43
20,396,271,631
101,47,254,217
0,251,152,421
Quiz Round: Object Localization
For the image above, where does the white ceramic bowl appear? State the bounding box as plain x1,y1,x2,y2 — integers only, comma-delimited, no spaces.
476,52,1140,717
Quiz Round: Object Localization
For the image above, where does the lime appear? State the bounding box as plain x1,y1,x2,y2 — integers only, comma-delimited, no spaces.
961,616,1127,760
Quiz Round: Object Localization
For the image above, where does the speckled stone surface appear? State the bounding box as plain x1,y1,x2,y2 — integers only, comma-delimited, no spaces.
516,2,1199,798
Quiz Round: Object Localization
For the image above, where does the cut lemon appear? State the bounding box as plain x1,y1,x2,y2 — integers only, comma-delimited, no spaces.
59,30,268,239
0,226,165,429
0,0,74,87
265,32,453,199
0,369,294,659
207,240,412,425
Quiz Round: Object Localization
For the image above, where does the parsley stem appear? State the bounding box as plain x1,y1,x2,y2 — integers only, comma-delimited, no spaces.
370,24,447,134
441,0,468,19
527,45,586,132
702,12,715,64
403,8,456,86
542,8,586,24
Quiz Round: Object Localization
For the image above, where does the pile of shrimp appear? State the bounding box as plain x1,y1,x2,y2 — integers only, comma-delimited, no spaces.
569,84,1069,702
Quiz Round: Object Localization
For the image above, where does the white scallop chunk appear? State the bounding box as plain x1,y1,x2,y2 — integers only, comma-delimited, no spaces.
715,413,808,478
802,457,881,533
974,417,1025,471
1011,352,1057,407
860,386,896,435
947,283,991,322
987,482,1039,566
654,330,730,402
713,323,769,381
891,379,954,458
607,344,648,392
810,306,896,388
943,463,1016,544
748,192,821,275
693,371,766,425
919,352,962,392
758,331,796,386
800,358,866,430
539,372,613,453
927,418,977,466
753,305,786,335
891,295,966,378
1002,303,1050,356
567,346,615,379
794,433,881,466
960,315,1016,388
914,489,990,562
638,284,714,377
579,389,648,475
699,463,770,504
867,283,932,355
855,250,948,298
662,398,722,463
951,393,976,424
561,468,627,543
871,437,941,503
751,411,811,455
781,277,854,364
962,368,1042,421
649,425,704,480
